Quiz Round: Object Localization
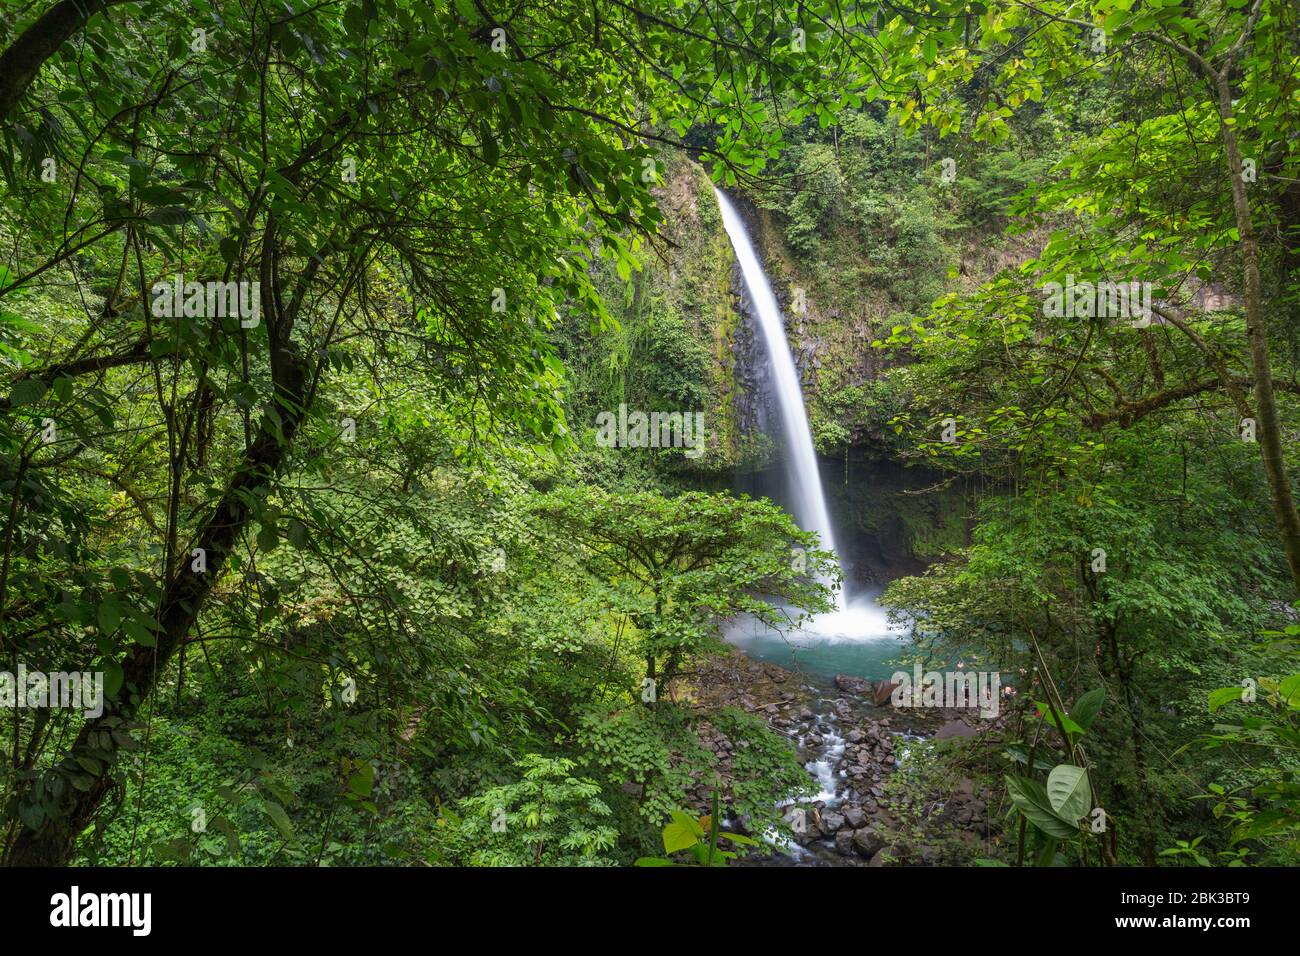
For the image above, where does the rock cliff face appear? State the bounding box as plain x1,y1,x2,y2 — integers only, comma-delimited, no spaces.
613,162,967,583
605,157,914,472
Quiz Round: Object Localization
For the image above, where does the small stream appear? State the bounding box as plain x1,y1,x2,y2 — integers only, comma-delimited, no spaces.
725,593,919,866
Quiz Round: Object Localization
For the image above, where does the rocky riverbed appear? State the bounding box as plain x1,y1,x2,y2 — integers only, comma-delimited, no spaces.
687,647,1008,866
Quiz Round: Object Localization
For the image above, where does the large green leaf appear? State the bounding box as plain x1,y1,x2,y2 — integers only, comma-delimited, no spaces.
661,810,704,854
1004,744,1055,771
1046,764,1091,822
1069,688,1105,731
1278,674,1300,710
1035,702,1085,739
1208,686,1245,713
7,378,46,406
261,800,295,841
1005,775,1082,840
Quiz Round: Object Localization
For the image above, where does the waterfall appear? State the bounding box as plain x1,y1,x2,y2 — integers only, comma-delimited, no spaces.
714,187,847,612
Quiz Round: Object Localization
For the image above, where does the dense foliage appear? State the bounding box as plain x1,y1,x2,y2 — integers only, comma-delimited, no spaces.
0,0,1296,869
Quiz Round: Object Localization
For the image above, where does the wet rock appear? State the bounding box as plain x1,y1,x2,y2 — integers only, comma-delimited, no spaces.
818,810,845,836
843,806,867,829
835,677,865,699
872,680,900,706
853,826,885,858
935,719,977,740
834,829,855,856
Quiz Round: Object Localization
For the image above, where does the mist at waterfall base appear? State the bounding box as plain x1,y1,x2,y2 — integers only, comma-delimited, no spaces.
714,187,910,681
724,590,910,682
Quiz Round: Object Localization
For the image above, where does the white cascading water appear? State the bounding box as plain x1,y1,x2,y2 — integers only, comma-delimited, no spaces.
714,187,848,613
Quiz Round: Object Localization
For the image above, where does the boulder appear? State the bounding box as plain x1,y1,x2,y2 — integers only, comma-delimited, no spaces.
818,810,845,836
834,829,855,856
853,826,886,858
935,719,977,740
872,680,900,706
834,674,869,695
842,806,867,829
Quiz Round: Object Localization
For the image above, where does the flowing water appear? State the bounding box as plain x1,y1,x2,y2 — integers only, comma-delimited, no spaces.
714,187,847,612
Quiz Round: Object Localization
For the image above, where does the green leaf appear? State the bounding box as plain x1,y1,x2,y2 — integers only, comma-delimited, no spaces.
348,763,375,797
8,379,46,406
18,802,45,830
481,126,499,167
261,800,295,840
1004,744,1055,771
1005,775,1082,839
209,815,240,856
124,620,155,647
1034,835,1061,867
1069,688,1105,730
662,810,704,854
145,206,191,226
286,518,309,549
102,660,124,699
1036,702,1085,738
1208,686,1245,713
1046,764,1091,821
97,599,121,635
1278,674,1300,709
257,523,279,553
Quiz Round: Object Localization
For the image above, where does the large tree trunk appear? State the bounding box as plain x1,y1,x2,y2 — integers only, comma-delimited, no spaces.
1216,78,1300,594
6,344,309,864
5,219,318,863
0,0,137,123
